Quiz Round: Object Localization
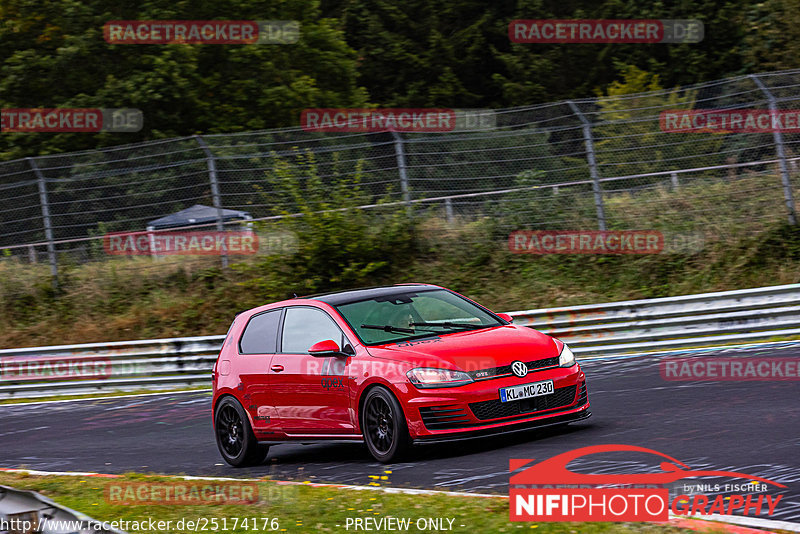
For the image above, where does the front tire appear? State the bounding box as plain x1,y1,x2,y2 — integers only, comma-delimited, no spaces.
215,397,269,467
361,387,410,463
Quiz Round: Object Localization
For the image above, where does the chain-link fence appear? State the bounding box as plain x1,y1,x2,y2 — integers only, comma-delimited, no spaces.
3,70,800,285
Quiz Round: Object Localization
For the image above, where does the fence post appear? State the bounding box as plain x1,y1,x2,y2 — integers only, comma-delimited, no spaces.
391,131,412,216
28,157,58,288
750,74,797,225
670,172,679,189
567,101,606,231
195,135,228,268
445,197,454,224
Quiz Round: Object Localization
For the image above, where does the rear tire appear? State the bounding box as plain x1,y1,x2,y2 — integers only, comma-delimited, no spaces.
361,386,410,463
214,397,269,467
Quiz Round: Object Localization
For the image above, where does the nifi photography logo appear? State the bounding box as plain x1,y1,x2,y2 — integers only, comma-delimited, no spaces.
510,444,785,522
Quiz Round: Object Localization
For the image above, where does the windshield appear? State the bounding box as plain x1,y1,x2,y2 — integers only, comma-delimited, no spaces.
333,289,504,345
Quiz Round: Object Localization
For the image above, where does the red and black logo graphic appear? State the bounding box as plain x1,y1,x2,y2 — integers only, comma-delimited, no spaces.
320,357,347,389
510,444,785,522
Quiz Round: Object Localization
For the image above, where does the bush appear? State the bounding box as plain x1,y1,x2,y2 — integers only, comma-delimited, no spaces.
237,150,417,299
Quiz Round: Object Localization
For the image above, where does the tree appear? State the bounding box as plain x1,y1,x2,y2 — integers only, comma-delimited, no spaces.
591,65,724,181
0,0,368,160
741,0,800,71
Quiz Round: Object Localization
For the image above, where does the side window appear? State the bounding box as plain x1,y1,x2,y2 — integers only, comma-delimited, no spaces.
239,310,282,354
281,307,344,353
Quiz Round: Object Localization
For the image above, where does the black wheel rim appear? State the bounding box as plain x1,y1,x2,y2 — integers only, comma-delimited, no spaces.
217,405,244,458
366,396,394,455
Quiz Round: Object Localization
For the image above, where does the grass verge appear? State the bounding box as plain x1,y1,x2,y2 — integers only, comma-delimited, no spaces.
3,170,800,349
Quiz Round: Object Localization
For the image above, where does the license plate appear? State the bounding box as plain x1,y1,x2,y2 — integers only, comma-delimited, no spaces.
499,380,554,403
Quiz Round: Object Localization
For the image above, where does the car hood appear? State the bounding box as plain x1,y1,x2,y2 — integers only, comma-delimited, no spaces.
365,325,561,372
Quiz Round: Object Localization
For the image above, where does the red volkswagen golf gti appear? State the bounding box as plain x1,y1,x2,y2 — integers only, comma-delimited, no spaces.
212,284,590,465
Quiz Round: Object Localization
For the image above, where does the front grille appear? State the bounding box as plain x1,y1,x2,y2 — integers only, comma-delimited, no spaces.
468,356,559,380
469,385,577,421
419,405,473,430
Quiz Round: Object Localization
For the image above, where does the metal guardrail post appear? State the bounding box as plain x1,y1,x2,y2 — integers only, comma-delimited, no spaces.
391,130,412,216
195,135,228,268
567,101,607,231
750,74,798,226
28,157,58,288
445,197,454,224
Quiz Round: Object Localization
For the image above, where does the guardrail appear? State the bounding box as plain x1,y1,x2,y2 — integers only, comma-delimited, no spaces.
510,283,800,354
2,283,800,399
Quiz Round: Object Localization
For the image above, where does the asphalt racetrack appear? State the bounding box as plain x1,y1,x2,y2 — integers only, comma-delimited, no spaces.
1,343,798,522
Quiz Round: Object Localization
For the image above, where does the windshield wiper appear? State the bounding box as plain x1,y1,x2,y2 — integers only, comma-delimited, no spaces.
360,323,446,335
361,324,417,334
408,321,486,330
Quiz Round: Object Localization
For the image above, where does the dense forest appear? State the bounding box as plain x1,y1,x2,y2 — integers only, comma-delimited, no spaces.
2,0,800,161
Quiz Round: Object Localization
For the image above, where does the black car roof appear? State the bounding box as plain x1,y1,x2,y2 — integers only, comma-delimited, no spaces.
307,284,439,305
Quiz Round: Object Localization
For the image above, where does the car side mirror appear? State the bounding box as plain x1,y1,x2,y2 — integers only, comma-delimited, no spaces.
497,313,513,323
308,339,345,357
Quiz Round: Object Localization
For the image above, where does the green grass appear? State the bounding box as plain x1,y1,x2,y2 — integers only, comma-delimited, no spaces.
2,223,800,349
0,471,713,534
2,172,800,349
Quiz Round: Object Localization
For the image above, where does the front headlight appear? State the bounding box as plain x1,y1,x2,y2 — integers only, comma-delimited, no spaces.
407,368,474,388
559,343,576,367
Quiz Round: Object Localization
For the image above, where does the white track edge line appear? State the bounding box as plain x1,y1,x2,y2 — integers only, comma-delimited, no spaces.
0,388,212,407
577,339,800,361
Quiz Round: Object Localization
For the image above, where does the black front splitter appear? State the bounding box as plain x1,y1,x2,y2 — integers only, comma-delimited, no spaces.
411,409,591,445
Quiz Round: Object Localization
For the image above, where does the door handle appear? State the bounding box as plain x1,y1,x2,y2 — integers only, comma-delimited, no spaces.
271,365,284,372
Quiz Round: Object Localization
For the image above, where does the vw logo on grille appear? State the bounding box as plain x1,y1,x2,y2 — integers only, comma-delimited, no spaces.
511,361,528,378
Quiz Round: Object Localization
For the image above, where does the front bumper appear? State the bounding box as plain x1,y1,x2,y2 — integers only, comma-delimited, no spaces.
401,363,589,440
411,408,591,445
